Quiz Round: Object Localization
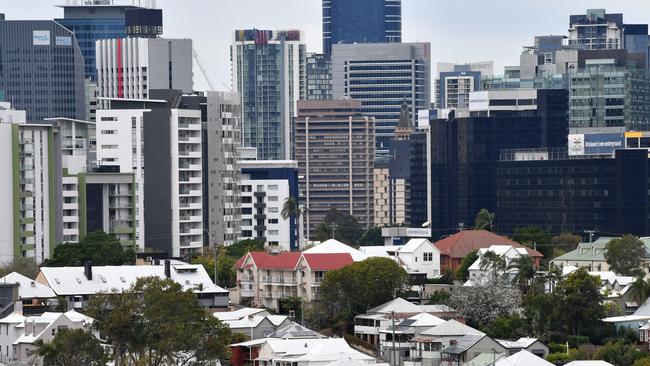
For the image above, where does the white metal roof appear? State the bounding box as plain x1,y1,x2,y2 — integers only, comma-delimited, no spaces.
494,350,554,366
38,264,228,296
304,239,367,262
214,308,270,321
0,272,56,299
367,297,422,314
420,319,484,337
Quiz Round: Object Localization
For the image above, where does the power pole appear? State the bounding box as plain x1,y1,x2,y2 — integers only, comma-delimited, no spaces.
392,311,397,366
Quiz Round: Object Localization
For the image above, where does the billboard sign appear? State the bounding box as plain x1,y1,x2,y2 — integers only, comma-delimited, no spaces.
33,31,50,46
469,91,489,111
417,109,430,127
568,132,625,156
406,228,432,237
55,36,72,46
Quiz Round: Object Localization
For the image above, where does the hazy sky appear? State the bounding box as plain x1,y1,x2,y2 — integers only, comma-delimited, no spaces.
2,0,650,91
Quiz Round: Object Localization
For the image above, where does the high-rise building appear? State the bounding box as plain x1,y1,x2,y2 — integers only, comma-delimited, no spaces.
96,37,193,101
96,90,204,257
202,91,242,247
238,160,299,251
231,29,306,160
497,148,650,236
55,0,162,82
569,51,650,131
0,104,60,263
426,89,569,238
305,53,332,101
331,42,431,157
323,0,402,55
435,62,493,109
0,19,86,122
295,100,375,238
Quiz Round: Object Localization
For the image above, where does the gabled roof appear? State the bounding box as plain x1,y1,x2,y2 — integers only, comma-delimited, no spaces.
401,238,439,253
496,337,541,349
442,334,486,354
0,312,26,324
367,297,422,314
302,253,354,270
420,319,484,337
406,312,445,327
434,230,542,259
494,350,554,366
462,352,506,366
268,323,327,339
214,308,270,321
38,263,227,296
565,361,614,366
0,272,56,299
234,252,302,270
304,239,367,262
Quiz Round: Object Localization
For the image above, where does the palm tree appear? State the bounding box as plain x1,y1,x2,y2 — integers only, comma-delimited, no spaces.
282,197,304,249
474,208,495,231
629,277,650,306
480,251,506,277
508,255,536,293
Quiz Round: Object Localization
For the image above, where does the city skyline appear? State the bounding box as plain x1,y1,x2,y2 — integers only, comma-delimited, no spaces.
2,0,649,91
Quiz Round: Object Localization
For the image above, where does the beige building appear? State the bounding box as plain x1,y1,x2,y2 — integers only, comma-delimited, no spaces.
374,164,408,227
295,100,375,238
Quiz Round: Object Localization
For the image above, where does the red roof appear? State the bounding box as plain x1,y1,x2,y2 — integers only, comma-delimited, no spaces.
434,230,543,259
302,253,354,271
234,252,302,270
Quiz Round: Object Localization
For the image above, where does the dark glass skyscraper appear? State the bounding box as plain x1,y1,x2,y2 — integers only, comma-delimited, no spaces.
0,20,86,122
323,0,402,54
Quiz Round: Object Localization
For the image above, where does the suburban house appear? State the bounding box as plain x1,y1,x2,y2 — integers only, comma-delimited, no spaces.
359,238,442,280
255,338,378,366
35,261,229,310
465,245,536,285
354,298,461,347
440,334,507,366
379,312,445,365
303,239,368,262
457,352,506,366
552,237,650,273
230,324,327,366
10,310,96,366
0,272,56,316
221,314,292,340
493,350,555,366
407,319,485,366
233,251,354,310
433,230,542,273
495,338,549,358
214,307,272,322
562,267,639,315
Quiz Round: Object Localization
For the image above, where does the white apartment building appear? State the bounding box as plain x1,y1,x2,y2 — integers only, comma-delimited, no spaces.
238,160,298,251
96,94,204,257
95,37,193,101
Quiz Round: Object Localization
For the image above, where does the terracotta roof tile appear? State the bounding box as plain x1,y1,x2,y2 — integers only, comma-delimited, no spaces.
434,230,543,259
233,252,302,270
302,253,354,270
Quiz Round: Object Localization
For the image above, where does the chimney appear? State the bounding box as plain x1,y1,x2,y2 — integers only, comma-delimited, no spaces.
84,262,92,281
164,260,171,278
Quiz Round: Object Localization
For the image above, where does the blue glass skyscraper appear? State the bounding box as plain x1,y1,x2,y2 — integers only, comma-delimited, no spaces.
323,0,402,54
55,2,141,82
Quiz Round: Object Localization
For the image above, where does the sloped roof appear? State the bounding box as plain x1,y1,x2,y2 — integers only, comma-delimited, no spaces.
400,238,438,253
420,319,484,337
443,334,485,354
564,361,614,366
406,312,445,327
304,239,367,262
367,297,422,314
214,308,270,321
0,313,26,324
494,350,554,366
302,253,354,270
462,352,506,366
0,272,56,299
496,337,540,349
38,263,228,296
251,252,302,270
268,323,327,339
434,230,542,259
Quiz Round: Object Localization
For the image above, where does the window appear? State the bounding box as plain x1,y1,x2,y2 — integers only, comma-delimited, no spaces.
268,185,278,190
268,196,278,202
242,208,252,215
242,196,252,204
269,219,279,224
269,207,279,213
101,130,117,135
101,144,118,149
423,253,433,262
268,230,279,236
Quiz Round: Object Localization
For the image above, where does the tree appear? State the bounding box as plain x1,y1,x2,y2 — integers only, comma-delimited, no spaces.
554,268,605,336
426,290,450,305
43,231,135,267
358,227,383,246
634,357,650,366
473,208,495,231
314,209,364,245
192,247,237,289
594,340,645,366
455,250,478,280
319,257,409,331
448,277,521,328
0,257,39,279
481,314,527,340
282,197,304,248
225,238,265,258
629,277,650,307
279,296,303,323
479,251,507,276
522,292,556,340
508,256,536,293
35,328,107,366
512,226,551,258
550,233,582,257
605,235,647,276
86,277,232,366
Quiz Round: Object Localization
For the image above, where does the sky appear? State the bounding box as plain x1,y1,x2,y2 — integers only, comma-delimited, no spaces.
2,0,650,91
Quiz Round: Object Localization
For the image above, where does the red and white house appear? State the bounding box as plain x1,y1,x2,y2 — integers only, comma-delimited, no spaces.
233,252,354,310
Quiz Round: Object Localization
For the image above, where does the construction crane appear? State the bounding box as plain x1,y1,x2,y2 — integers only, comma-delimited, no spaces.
192,48,217,91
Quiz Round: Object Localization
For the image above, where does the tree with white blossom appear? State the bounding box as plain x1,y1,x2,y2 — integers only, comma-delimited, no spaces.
448,277,521,327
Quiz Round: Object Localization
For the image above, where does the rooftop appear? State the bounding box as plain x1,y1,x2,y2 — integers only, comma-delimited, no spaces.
434,230,542,259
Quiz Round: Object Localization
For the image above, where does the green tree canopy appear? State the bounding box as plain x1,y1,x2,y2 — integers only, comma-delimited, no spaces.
473,208,495,231
86,277,232,366
43,231,135,267
455,250,478,280
358,227,384,246
319,257,409,330
554,268,605,336
35,328,107,366
550,233,582,257
314,208,364,245
225,238,265,258
605,235,647,277
0,257,39,279
508,255,536,293
594,340,645,366
512,226,551,257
